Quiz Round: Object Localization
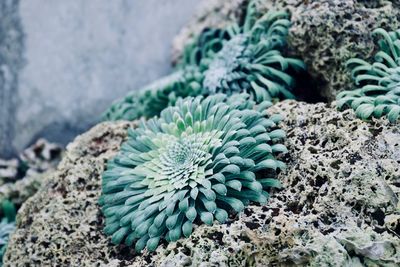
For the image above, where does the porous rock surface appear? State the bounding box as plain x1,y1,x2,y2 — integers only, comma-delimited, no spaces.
0,139,63,208
172,0,400,101
4,101,400,266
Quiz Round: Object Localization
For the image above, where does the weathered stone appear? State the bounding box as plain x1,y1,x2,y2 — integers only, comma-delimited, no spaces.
0,139,63,207
19,138,63,172
4,101,399,266
0,171,46,209
172,0,400,101
0,159,18,182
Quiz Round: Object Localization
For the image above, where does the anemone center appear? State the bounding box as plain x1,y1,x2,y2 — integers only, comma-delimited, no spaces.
166,141,191,166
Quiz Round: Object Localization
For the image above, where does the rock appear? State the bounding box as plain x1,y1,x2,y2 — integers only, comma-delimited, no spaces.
172,0,400,101
0,139,63,207
0,159,18,182
0,172,46,209
0,0,201,158
4,101,400,266
19,138,63,173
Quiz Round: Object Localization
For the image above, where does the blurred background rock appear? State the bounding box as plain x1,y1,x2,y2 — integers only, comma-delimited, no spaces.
0,0,201,158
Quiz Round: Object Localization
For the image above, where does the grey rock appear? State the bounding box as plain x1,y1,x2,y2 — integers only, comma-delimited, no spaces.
0,159,18,181
4,101,400,266
0,0,201,158
0,138,63,207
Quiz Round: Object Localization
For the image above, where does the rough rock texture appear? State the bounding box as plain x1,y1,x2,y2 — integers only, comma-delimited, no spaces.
0,172,46,209
0,0,202,158
0,139,62,207
172,0,400,102
4,102,400,266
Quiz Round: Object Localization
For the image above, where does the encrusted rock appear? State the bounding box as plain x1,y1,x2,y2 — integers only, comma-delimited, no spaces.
172,0,400,101
0,139,63,207
4,102,399,266
0,159,19,183
19,138,63,172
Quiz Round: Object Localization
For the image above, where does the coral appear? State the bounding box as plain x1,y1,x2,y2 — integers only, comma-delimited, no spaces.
103,67,202,121
173,0,400,101
0,201,16,266
337,28,400,122
99,94,286,252
179,1,305,101
4,101,400,266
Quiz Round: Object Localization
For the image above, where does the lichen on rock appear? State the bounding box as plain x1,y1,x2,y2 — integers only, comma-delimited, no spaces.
4,101,399,266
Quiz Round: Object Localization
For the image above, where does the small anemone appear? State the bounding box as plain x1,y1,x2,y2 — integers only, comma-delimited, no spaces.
99,94,287,253
337,28,400,122
102,67,203,121
179,0,305,102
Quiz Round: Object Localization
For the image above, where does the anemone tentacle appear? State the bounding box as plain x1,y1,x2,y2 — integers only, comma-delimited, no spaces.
100,94,286,252
337,28,400,122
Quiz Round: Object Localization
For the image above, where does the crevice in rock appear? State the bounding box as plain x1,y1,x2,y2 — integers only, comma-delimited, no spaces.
291,68,329,104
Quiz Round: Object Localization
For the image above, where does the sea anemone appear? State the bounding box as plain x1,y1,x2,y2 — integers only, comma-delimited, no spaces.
337,28,400,122
99,94,286,252
179,0,305,102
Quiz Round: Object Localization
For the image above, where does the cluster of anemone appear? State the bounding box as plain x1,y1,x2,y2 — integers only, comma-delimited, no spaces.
103,0,304,122
99,94,287,252
179,2,305,102
337,28,400,122
0,200,16,264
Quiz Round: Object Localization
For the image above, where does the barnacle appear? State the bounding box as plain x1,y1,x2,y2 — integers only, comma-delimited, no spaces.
103,67,203,121
337,28,400,122
179,0,305,102
0,201,16,265
99,94,287,252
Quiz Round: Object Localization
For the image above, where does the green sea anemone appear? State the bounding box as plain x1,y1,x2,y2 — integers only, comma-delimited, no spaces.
103,67,202,121
337,28,400,122
99,94,286,252
179,1,305,102
0,200,16,265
